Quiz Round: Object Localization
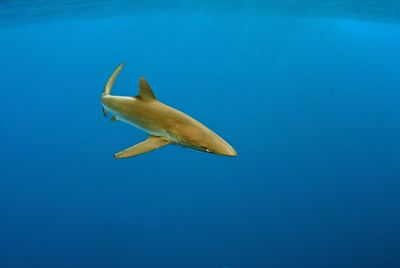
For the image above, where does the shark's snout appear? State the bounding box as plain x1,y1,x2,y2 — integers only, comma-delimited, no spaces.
212,142,237,157
223,146,237,157
189,133,237,157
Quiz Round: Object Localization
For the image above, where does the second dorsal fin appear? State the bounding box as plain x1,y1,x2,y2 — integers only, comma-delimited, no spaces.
138,77,156,101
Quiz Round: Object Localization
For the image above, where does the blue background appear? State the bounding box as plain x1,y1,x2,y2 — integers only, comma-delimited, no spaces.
1,5,400,268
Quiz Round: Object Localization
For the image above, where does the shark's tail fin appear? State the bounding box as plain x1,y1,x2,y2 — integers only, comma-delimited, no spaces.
103,63,124,96
102,63,124,117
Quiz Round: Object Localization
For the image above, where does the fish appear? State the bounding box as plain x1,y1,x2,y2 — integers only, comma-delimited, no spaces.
101,64,237,158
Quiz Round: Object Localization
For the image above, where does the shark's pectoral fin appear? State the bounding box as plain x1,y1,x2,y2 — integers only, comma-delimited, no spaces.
114,136,170,158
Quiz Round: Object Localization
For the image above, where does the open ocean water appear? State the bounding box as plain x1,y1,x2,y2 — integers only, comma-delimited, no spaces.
0,1,400,267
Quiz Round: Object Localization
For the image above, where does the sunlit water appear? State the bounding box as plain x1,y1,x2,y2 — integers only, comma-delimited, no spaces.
1,0,400,26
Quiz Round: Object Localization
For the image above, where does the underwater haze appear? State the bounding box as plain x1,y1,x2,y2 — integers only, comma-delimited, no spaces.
1,1,400,268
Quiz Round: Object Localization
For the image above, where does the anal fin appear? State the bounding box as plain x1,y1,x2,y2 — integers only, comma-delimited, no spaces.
110,115,117,122
114,136,170,158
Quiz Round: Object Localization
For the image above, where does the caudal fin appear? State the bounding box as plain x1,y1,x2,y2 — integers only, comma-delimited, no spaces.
102,63,124,117
103,63,124,96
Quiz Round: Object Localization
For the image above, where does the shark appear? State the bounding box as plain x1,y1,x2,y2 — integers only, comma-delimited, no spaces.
101,64,237,158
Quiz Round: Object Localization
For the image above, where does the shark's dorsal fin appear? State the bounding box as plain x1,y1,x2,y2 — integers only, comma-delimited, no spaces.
138,77,156,101
114,136,170,158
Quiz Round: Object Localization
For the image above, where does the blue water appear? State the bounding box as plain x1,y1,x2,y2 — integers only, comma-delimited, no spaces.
1,2,400,268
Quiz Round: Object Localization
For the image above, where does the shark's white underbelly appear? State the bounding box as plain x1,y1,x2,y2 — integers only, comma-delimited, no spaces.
114,113,168,137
